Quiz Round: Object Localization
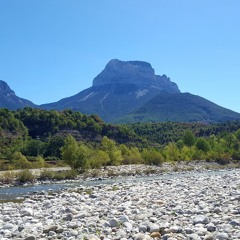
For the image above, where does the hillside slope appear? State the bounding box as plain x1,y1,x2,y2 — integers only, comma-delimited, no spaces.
118,93,240,123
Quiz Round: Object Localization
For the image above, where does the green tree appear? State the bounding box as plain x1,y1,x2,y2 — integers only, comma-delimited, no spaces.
235,128,240,141
180,146,194,161
120,144,143,164
88,150,109,169
35,156,45,168
164,142,180,161
61,135,80,169
195,138,210,152
100,136,123,166
22,138,45,157
142,148,164,165
44,136,65,158
61,135,92,170
183,130,196,147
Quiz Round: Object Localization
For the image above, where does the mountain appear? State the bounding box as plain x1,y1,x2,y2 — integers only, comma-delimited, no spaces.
0,80,36,110
2,59,240,123
118,92,240,123
41,59,180,121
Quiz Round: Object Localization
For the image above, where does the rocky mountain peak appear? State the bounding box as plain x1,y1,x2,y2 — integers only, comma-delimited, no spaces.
92,59,179,93
0,80,15,96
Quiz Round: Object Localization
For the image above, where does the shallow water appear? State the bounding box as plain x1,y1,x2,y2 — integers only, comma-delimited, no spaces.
0,168,238,201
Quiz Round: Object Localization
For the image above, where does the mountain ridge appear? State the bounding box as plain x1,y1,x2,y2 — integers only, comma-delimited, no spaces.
1,59,240,123
0,80,36,110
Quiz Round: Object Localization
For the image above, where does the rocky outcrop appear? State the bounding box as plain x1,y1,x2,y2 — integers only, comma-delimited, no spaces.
0,80,16,96
93,59,180,93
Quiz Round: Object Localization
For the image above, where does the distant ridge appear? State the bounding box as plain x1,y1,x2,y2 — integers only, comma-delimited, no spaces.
0,80,36,110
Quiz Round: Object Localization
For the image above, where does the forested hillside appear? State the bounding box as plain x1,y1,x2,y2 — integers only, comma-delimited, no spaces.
0,107,240,171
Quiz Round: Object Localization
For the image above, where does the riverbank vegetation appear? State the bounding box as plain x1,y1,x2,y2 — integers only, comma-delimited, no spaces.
1,108,240,172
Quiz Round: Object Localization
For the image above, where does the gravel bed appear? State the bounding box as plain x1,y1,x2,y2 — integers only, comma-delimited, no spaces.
0,165,239,240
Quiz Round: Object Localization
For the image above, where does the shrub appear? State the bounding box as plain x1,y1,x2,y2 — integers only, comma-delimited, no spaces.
164,142,180,162
87,150,109,169
12,152,32,169
232,150,240,160
39,169,55,180
53,169,78,180
216,153,231,165
39,169,78,181
16,169,35,183
0,171,15,184
35,156,46,168
0,159,11,171
142,148,164,165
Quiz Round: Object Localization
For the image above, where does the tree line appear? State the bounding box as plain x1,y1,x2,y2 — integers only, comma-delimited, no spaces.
0,107,240,171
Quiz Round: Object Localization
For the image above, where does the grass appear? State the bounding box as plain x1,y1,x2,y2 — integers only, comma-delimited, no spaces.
39,169,78,181
0,168,78,185
0,198,24,204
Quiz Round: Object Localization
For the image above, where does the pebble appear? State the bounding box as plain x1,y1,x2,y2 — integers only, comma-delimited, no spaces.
0,167,239,240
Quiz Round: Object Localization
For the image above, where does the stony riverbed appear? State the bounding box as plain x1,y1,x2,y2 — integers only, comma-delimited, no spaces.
0,168,240,240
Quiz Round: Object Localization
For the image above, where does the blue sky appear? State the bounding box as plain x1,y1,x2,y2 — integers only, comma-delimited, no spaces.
0,1,240,113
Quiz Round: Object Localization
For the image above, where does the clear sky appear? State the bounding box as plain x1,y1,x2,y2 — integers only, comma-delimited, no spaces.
0,1,240,113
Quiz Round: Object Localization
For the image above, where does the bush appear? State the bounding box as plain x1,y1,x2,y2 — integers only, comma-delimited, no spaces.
232,150,240,160
39,169,55,180
0,171,15,184
54,169,78,180
16,169,35,183
34,156,46,168
216,153,231,165
12,152,32,169
39,169,78,181
142,148,164,165
0,159,10,171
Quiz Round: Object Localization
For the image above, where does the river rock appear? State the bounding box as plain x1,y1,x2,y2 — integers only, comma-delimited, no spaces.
119,214,130,223
43,225,58,233
24,236,36,240
229,219,240,226
207,223,216,232
193,215,209,225
62,213,73,221
150,232,161,238
148,223,160,233
2,223,14,230
134,233,151,240
109,218,119,227
20,208,33,216
214,232,229,240
169,225,182,233
70,230,79,236
138,224,148,232
122,222,133,231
